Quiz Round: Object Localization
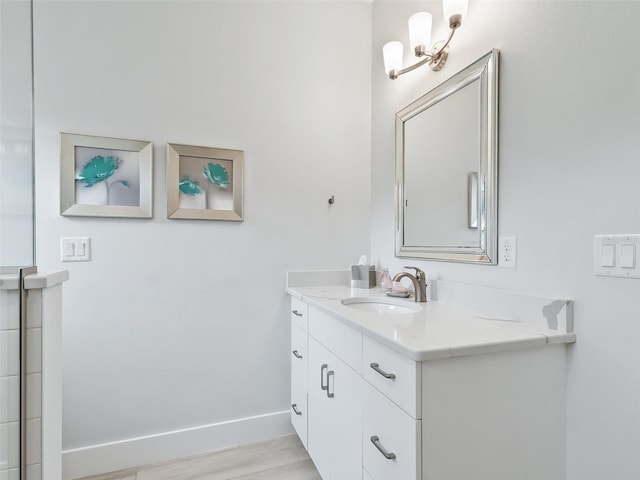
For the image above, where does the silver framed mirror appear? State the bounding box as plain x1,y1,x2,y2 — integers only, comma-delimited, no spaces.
395,49,499,264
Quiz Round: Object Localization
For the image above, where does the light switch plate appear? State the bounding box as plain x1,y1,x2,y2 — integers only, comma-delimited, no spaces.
61,237,91,262
594,234,640,279
620,244,636,269
499,236,517,268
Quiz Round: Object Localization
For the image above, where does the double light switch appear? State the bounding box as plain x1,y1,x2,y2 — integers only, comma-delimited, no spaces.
594,235,640,278
61,237,91,262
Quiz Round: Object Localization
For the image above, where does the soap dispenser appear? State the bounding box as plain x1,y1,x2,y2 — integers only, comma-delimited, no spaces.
380,268,393,293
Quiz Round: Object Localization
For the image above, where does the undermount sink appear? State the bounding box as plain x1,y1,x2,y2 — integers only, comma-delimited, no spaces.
341,297,423,314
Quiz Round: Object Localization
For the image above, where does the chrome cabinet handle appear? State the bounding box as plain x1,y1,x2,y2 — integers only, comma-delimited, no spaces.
292,350,303,359
320,364,328,391
326,370,335,398
370,362,396,380
292,310,303,317
370,436,396,460
291,404,302,416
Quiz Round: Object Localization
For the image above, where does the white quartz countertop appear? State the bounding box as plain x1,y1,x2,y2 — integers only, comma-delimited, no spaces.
287,285,576,361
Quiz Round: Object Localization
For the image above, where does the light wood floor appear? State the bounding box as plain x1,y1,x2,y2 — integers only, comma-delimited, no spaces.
76,434,321,480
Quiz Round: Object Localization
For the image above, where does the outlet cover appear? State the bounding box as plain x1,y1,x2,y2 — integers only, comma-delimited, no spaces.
499,236,517,268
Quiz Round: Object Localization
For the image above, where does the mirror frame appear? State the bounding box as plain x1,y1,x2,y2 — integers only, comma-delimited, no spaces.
395,49,499,264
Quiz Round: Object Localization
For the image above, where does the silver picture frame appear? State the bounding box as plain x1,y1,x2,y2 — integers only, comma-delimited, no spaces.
60,132,153,218
166,143,244,222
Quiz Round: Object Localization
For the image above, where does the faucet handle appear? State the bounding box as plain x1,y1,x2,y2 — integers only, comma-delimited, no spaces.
403,266,425,280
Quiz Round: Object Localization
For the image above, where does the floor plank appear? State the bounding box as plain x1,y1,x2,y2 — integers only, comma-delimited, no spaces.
75,435,320,480
225,459,321,480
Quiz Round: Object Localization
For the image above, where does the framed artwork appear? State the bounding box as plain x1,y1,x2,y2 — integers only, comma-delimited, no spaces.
60,132,153,218
166,143,244,222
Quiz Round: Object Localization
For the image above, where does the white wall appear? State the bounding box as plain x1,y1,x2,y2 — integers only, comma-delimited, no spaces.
33,1,371,475
372,1,640,479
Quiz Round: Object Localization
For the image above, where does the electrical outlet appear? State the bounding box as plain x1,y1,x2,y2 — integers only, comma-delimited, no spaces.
499,236,517,268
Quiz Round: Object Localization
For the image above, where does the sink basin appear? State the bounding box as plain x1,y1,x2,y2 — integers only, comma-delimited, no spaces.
341,297,423,315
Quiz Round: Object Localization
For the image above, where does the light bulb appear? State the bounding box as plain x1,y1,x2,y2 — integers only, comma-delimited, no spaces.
443,0,468,28
383,41,403,76
408,12,432,53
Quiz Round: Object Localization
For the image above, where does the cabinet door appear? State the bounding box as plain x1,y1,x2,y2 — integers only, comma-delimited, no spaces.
290,380,308,449
328,351,362,480
308,337,334,479
308,336,362,480
291,297,309,331
291,322,308,389
291,321,309,448
363,382,420,480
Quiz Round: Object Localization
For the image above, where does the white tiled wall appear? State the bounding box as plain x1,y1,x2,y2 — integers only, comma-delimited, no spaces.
1,289,20,476
0,286,42,479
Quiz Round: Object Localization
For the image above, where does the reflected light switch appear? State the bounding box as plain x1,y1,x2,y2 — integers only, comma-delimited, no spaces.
601,244,615,267
620,244,636,269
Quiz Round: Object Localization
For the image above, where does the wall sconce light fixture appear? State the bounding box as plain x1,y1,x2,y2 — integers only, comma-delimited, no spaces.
383,0,469,79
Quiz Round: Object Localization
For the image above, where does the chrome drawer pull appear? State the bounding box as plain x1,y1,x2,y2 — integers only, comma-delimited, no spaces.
321,364,328,391
370,362,396,380
370,436,396,460
326,370,335,398
291,404,302,416
292,350,303,359
292,310,303,317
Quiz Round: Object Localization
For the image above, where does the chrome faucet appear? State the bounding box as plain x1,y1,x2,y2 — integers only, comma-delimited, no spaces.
393,266,428,303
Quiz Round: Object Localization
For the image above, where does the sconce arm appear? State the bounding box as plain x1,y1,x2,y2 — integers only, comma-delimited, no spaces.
389,26,459,79
392,56,433,78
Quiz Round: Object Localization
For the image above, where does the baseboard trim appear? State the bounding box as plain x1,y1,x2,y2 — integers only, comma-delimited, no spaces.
62,410,293,479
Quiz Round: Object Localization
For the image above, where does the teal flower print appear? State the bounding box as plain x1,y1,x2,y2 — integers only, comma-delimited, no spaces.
76,155,121,187
203,163,229,187
179,178,202,195
75,155,130,205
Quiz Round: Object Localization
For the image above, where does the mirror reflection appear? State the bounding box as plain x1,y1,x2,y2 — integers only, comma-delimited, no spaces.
396,49,499,264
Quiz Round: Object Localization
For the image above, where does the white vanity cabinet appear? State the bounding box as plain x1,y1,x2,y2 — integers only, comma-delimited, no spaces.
290,298,308,448
289,289,570,480
290,299,363,479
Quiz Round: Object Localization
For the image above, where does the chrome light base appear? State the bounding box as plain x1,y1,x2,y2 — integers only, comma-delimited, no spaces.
428,43,449,71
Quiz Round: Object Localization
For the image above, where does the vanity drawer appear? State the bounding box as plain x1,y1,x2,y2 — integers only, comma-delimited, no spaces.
291,297,308,332
308,306,362,374
291,322,308,387
363,382,421,480
363,335,421,418
290,381,308,449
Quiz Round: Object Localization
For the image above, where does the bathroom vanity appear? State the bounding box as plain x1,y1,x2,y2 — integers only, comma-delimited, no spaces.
287,273,575,480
